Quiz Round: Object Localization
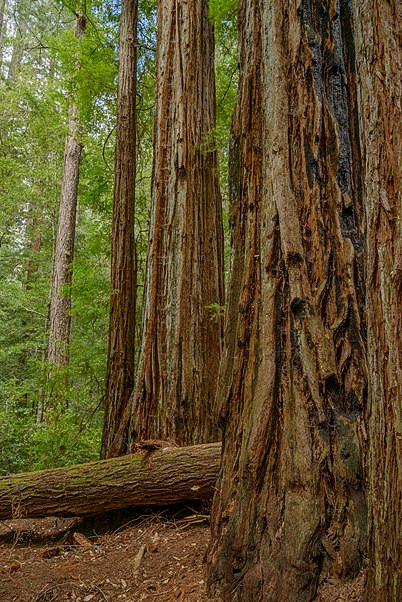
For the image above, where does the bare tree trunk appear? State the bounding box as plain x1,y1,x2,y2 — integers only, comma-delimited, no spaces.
207,1,367,600
26,217,41,285
0,0,6,72
109,0,224,455
22,214,43,415
7,0,27,82
101,0,137,459
47,15,86,390
0,443,221,519
353,2,401,600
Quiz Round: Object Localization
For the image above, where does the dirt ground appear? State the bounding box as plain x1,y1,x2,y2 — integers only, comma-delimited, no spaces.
0,512,366,601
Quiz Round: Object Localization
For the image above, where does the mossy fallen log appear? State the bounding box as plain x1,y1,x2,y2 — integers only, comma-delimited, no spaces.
0,443,221,519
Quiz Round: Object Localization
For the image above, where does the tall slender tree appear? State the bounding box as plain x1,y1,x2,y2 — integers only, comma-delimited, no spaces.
7,0,28,82
353,1,401,599
0,0,6,71
130,0,224,449
47,14,86,385
101,0,137,459
207,0,367,600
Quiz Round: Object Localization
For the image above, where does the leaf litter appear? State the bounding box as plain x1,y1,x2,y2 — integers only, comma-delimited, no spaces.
0,515,366,601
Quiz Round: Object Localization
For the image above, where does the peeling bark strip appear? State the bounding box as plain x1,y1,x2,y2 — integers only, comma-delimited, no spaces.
0,443,221,519
47,15,86,371
129,0,224,446
101,0,137,459
353,1,401,600
207,1,367,600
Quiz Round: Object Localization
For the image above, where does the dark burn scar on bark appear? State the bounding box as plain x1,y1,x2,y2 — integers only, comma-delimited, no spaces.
290,297,314,319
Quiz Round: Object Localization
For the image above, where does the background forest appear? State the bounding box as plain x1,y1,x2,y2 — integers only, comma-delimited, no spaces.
0,0,236,473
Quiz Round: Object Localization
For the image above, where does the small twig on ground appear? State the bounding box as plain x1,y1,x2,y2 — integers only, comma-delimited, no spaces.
133,543,147,575
176,514,210,529
176,514,210,524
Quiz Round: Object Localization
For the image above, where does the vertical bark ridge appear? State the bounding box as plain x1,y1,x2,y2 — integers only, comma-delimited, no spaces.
130,0,224,446
101,0,137,459
353,1,401,599
207,1,367,600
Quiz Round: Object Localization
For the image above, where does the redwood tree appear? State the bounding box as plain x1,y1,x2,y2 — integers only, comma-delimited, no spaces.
101,0,137,459
121,0,224,450
353,1,401,599
47,14,86,377
207,1,367,600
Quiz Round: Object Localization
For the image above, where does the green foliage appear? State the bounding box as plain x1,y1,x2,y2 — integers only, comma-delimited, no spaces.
209,0,238,25
206,302,226,320
0,402,102,475
48,13,117,125
212,0,238,277
0,0,116,474
0,0,238,475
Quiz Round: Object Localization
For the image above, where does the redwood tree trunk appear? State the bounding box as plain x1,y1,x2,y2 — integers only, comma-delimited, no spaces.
207,1,367,600
101,0,137,459
353,2,401,599
124,0,224,450
47,16,86,389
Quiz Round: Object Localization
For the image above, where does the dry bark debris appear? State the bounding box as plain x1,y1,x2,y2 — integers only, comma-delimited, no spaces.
0,516,367,602
132,544,147,575
33,581,109,602
73,532,93,548
1,559,21,573
37,546,61,559
0,515,212,602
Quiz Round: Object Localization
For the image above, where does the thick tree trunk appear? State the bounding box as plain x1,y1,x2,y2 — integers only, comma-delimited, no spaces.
352,2,401,600
0,443,221,519
125,0,224,449
47,15,86,376
207,1,367,601
101,0,137,459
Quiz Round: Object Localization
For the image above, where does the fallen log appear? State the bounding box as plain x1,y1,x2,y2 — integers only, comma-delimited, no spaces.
0,442,221,519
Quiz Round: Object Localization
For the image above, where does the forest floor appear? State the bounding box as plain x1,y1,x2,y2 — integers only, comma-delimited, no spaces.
0,510,366,602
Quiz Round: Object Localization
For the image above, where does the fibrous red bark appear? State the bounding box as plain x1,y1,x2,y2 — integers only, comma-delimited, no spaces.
126,0,224,449
101,0,137,459
207,1,367,600
353,1,401,599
